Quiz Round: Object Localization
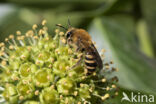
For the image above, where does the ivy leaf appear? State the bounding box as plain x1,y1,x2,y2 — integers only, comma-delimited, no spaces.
88,17,156,95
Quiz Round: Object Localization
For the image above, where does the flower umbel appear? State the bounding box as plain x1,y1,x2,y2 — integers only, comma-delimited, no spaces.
0,20,118,104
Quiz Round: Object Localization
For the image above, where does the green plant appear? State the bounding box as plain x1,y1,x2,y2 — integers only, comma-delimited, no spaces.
0,20,118,104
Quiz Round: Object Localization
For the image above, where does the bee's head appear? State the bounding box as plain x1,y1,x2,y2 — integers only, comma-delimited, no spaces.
55,23,74,38
56,20,75,43
65,28,76,46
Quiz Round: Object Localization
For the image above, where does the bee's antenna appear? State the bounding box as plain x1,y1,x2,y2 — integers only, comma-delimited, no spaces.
68,18,71,28
56,24,68,30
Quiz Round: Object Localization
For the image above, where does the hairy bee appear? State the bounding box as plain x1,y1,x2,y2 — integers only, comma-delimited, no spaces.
56,22,103,75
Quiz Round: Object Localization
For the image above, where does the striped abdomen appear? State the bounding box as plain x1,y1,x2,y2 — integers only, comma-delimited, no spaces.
85,54,97,75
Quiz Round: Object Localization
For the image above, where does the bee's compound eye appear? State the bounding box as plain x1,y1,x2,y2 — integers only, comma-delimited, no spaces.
67,31,72,38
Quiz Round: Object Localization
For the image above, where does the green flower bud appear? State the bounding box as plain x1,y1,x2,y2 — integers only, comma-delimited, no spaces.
53,57,70,77
16,47,30,60
57,77,76,95
40,87,59,104
24,101,39,104
2,84,18,103
17,81,34,99
60,97,76,104
19,63,36,77
34,68,54,87
9,60,20,70
79,84,91,99
35,51,55,67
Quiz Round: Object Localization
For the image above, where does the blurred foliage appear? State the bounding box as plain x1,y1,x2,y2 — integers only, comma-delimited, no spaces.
0,0,156,103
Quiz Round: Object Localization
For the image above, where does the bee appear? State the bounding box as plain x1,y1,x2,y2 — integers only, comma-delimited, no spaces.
56,21,103,75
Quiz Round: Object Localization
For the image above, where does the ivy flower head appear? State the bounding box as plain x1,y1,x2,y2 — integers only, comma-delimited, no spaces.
0,20,118,104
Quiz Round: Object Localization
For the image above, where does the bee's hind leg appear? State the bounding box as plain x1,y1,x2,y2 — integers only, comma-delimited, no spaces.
71,54,83,69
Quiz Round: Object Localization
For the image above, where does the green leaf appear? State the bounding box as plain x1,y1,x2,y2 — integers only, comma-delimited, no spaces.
136,19,154,57
88,17,156,95
141,0,156,56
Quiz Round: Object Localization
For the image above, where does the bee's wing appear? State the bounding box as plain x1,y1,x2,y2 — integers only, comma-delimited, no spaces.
89,43,103,69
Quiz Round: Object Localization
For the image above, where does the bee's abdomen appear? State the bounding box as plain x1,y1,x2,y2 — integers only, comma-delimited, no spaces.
85,54,97,75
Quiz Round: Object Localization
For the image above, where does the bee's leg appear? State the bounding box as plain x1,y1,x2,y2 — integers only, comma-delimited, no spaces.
71,54,83,69
71,38,84,69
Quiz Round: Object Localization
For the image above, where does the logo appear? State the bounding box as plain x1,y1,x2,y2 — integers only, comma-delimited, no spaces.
121,92,155,103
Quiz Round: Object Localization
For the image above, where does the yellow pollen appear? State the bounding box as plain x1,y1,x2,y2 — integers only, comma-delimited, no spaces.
78,102,81,104
35,90,39,95
33,36,39,39
84,68,88,74
112,84,116,88
60,95,63,99
27,68,30,72
19,96,24,100
1,47,5,51
55,29,59,33
50,85,55,89
93,72,96,76
65,66,70,70
102,78,106,82
36,82,40,86
27,46,32,51
16,31,21,35
35,61,40,65
20,55,26,59
26,30,34,37
93,41,96,45
106,86,110,91
68,49,73,54
74,91,78,96
45,37,49,41
42,20,47,25
32,24,38,30
43,27,48,31
1,60,6,66
82,76,86,79
101,49,106,53
38,53,43,58
59,32,64,36
6,70,10,74
23,80,28,84
89,88,93,92
61,38,66,44
47,75,50,80
48,64,52,68
50,58,54,62
26,90,30,94
9,45,14,50
5,38,8,42
101,93,109,100
80,83,84,87
39,29,43,35
21,36,25,40
0,52,4,56
83,101,87,104
105,65,110,69
115,92,119,96
9,35,14,39
0,42,5,47
64,90,69,94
